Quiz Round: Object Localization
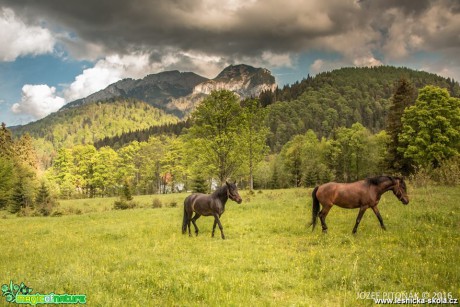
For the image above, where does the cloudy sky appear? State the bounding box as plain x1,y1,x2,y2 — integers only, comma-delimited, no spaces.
0,0,459,126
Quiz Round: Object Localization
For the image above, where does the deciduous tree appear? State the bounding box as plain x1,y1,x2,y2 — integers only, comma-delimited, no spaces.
187,90,244,183
398,86,460,168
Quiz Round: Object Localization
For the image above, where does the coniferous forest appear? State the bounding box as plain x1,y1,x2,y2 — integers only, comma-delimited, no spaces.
1,66,459,215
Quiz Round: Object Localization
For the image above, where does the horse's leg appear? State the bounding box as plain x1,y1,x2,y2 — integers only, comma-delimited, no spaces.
213,214,225,239
212,220,217,237
187,211,193,237
371,206,386,230
191,213,201,236
319,205,332,233
352,206,368,234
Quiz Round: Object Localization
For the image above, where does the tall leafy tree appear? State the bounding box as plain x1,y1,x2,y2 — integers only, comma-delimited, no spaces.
0,124,16,209
50,148,76,198
398,86,460,168
385,78,416,174
15,133,39,172
0,157,15,209
92,146,119,196
330,123,382,182
117,141,142,186
0,122,14,158
241,99,269,190
72,145,97,197
161,137,187,192
137,137,166,194
187,90,244,183
280,135,304,187
300,130,334,186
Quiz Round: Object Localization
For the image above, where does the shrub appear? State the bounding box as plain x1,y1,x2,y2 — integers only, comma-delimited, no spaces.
431,156,460,186
51,210,63,217
121,179,133,201
410,157,460,187
35,181,59,216
192,174,208,193
169,201,177,208
409,166,433,188
152,198,163,209
113,200,138,210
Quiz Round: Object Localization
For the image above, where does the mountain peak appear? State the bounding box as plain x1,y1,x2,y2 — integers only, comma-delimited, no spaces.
214,64,258,80
193,64,276,97
61,64,277,117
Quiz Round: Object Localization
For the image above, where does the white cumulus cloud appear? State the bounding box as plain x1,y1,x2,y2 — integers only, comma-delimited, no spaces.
63,53,160,101
11,84,66,119
0,8,55,61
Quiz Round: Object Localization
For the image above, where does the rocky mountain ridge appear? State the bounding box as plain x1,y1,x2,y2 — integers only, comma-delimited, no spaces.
62,64,277,117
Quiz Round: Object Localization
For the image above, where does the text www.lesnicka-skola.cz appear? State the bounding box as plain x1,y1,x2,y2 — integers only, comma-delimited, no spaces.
357,291,459,305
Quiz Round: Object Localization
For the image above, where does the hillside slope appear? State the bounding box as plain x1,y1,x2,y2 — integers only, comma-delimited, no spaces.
11,99,179,149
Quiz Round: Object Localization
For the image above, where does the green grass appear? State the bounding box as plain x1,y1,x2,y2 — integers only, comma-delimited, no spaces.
1,186,459,306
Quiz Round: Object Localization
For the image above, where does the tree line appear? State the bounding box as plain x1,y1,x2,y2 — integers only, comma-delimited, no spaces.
1,81,459,211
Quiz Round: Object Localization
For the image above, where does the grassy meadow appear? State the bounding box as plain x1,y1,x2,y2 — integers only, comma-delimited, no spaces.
0,186,459,306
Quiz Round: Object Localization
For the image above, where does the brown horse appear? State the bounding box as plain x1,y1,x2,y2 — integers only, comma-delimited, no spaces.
311,176,409,234
182,181,242,239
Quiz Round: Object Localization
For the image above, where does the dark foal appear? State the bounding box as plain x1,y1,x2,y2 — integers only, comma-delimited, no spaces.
182,181,242,239
310,176,409,234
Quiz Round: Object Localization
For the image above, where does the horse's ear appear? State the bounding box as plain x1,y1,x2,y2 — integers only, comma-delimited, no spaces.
225,180,229,186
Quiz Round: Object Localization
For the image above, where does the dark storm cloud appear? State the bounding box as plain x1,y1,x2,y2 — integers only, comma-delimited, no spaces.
0,0,361,57
358,0,432,16
0,0,459,70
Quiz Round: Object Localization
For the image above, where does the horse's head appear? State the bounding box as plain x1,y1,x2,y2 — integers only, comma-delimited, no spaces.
226,181,242,204
392,177,409,205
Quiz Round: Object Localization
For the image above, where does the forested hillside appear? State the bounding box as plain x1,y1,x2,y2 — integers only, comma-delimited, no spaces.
89,66,460,151
11,99,179,149
94,119,191,149
265,66,460,151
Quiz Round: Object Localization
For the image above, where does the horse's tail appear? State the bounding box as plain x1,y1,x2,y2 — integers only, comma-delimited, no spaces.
182,198,188,234
311,186,320,231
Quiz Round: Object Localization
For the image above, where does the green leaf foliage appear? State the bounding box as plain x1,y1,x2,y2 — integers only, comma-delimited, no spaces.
398,85,460,168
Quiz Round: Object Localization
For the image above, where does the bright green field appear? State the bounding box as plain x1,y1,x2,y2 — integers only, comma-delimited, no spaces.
1,186,459,306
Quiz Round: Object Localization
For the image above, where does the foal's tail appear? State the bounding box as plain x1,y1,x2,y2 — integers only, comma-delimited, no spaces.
311,186,320,231
182,199,188,234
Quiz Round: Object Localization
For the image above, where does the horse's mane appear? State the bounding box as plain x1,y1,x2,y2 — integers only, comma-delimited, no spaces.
365,176,393,186
211,184,227,197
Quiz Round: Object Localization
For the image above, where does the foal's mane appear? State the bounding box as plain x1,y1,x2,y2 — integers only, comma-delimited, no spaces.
365,176,393,186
